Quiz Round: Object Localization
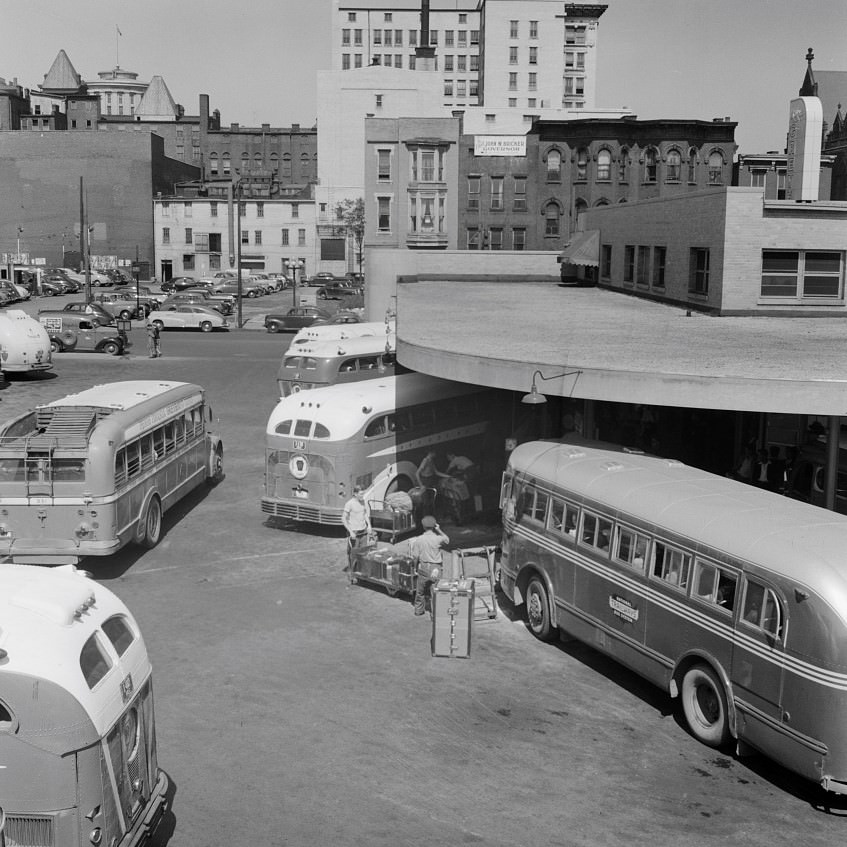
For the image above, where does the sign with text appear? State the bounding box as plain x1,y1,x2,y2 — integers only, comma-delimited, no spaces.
474,136,526,157
786,96,823,202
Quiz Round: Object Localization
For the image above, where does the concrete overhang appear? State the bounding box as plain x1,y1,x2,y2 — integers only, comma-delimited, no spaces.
395,280,847,416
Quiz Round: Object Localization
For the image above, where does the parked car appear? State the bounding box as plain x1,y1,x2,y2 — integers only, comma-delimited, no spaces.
210,280,264,299
38,311,130,355
316,280,364,300
44,269,82,292
160,276,202,293
7,283,31,302
92,291,150,320
38,278,70,297
267,273,291,290
308,272,336,287
113,285,166,307
147,305,229,332
264,306,332,333
345,272,365,285
247,273,275,294
160,291,233,315
309,310,363,327
54,267,112,287
61,301,115,326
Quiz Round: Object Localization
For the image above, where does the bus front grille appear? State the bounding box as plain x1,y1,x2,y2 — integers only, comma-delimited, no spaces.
4,814,54,846
261,498,343,525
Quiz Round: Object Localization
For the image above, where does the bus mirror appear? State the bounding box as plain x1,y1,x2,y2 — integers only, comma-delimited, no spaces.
208,406,213,422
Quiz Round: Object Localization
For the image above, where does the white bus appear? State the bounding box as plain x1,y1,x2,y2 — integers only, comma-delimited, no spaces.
0,380,223,564
0,563,169,846
276,333,402,397
262,373,502,525
500,440,847,794
289,318,395,347
0,309,52,374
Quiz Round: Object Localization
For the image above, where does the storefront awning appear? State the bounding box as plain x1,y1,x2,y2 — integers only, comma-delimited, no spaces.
559,229,599,267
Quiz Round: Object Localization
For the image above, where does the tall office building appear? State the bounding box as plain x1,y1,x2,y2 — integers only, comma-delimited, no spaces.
331,1,607,111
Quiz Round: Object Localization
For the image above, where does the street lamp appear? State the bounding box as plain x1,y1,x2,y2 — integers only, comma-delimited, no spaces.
521,369,583,405
286,258,304,308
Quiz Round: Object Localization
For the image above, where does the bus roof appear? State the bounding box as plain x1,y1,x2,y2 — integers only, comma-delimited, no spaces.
291,319,394,345
285,333,396,360
266,372,480,440
42,380,197,412
0,564,152,738
509,441,847,599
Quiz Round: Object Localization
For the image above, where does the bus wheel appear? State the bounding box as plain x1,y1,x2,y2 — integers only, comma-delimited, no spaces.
140,496,162,548
525,576,554,642
681,664,730,747
208,446,224,484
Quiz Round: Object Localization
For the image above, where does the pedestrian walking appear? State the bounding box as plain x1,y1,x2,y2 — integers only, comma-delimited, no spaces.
341,484,371,568
147,322,161,358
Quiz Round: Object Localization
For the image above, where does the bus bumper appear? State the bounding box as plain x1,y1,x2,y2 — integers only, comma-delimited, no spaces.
3,537,123,564
127,769,170,846
261,498,343,525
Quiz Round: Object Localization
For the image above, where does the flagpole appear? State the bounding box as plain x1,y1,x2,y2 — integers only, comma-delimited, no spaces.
116,25,120,66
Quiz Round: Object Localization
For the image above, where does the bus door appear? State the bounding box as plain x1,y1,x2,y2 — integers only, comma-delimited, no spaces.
730,576,785,743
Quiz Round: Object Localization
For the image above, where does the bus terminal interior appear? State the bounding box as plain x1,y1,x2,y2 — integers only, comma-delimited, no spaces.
384,278,847,511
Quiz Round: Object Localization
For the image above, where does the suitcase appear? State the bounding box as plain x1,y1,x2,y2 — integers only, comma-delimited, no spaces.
431,579,474,658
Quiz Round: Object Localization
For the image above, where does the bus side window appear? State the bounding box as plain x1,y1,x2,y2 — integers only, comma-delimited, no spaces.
365,416,388,438
340,358,357,373
359,356,379,371
174,416,185,445
140,434,154,470
653,542,690,589
530,490,548,523
102,615,136,656
743,579,783,637
615,527,649,571
115,448,128,487
80,632,113,689
284,356,300,370
303,357,317,371
153,427,166,460
126,441,141,477
581,512,612,553
694,561,737,611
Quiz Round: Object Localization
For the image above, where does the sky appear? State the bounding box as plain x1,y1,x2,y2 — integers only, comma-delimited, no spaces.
1,0,845,154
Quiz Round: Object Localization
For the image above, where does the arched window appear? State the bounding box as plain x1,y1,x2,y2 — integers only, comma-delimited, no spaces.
596,149,611,181
282,153,292,179
644,148,658,183
209,153,219,175
595,198,610,207
270,152,279,174
708,151,724,185
666,149,681,182
546,149,561,181
618,147,628,182
254,153,262,169
241,152,249,173
222,153,231,175
301,153,310,176
544,201,560,237
574,197,587,229
687,148,697,182
576,148,589,181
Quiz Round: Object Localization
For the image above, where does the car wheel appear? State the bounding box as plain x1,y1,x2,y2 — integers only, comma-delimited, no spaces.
247,290,257,298
318,291,327,299
119,309,132,321
45,289,54,296
267,323,281,333
50,339,63,353
101,341,120,355
200,321,213,333
152,320,164,332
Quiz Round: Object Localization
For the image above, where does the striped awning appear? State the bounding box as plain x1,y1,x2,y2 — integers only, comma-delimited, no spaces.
559,229,600,267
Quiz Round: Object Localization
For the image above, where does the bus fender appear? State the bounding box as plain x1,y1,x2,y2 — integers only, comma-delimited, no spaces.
135,488,161,543
512,562,554,612
671,649,739,739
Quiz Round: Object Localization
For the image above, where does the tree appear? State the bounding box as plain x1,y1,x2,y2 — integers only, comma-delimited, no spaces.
335,197,365,279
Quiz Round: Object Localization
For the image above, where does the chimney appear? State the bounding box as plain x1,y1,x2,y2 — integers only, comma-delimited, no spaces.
416,0,437,70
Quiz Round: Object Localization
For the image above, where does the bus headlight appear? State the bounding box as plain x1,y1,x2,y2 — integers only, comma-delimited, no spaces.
0,524,11,538
89,827,102,845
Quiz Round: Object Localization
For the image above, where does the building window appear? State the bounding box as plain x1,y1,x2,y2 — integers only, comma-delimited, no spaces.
529,46,538,64
239,202,247,217
576,148,588,181
375,94,383,108
644,148,658,183
688,149,697,182
348,12,356,21
444,79,453,96
546,149,561,182
384,30,392,46
354,29,362,45
509,46,518,64
412,149,442,182
565,25,586,45
342,29,350,45
183,254,195,271
776,171,786,199
409,30,417,46
342,54,351,70
459,30,467,46
508,72,517,91
210,154,219,175
509,98,517,107
470,29,479,45
467,227,479,250
457,80,466,97
490,177,503,210
457,55,466,72
750,170,766,188
689,248,710,295
708,152,724,185
252,231,261,246
241,230,249,246
600,244,612,279
409,55,416,69
529,20,538,38
623,246,635,282
374,30,382,45
513,177,526,210
618,148,629,183
666,150,681,182
184,228,193,245
544,203,560,237
395,29,402,45
509,20,518,38
222,153,231,175
597,149,611,181
377,197,391,232
256,202,264,218
210,202,218,217
298,229,306,246
468,176,480,209
162,227,170,244
636,246,650,285
184,202,193,217
282,229,289,246
470,54,479,72
161,202,170,217
512,228,526,250
528,73,537,91
291,203,299,219
445,30,454,46
378,149,391,181
354,54,363,68
760,250,843,299
430,30,437,44
648,246,666,288
489,228,503,250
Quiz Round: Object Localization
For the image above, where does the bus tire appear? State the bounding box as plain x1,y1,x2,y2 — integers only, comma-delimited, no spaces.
140,496,162,549
208,446,224,484
525,576,555,642
680,664,730,748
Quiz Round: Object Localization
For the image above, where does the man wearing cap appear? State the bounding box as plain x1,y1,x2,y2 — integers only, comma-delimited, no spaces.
412,516,450,616
342,485,371,568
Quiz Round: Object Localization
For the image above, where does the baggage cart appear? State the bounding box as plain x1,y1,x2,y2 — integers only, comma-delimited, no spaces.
431,578,474,658
448,546,499,620
349,540,417,597
368,486,436,543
